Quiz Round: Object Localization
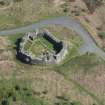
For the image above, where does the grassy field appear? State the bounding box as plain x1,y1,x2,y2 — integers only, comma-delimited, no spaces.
28,40,45,56
1,25,105,105
1,1,105,104
1,0,105,105
54,53,105,105
0,79,48,105
39,37,54,51
0,0,90,30
0,0,71,30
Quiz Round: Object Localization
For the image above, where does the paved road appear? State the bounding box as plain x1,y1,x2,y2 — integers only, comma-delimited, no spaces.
0,16,105,60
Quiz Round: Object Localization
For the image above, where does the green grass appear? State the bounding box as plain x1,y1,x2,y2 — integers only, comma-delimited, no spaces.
28,40,45,56
55,53,103,74
0,79,48,105
0,0,69,30
5,33,24,57
56,97,82,105
7,33,24,45
53,53,104,105
24,40,32,51
38,37,54,51
23,36,54,56
61,47,79,65
99,32,105,39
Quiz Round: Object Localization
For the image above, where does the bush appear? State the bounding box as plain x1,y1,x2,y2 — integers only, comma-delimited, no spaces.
13,0,23,3
1,100,9,105
0,1,5,5
99,32,105,39
55,95,81,105
83,0,103,13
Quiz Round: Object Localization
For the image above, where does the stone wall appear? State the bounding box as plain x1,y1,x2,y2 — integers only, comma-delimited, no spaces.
55,42,68,63
16,30,68,65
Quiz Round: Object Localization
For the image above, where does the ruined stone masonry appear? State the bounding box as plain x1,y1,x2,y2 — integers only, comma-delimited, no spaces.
16,30,68,65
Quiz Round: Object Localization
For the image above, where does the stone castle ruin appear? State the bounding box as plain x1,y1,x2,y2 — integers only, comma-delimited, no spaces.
16,30,68,65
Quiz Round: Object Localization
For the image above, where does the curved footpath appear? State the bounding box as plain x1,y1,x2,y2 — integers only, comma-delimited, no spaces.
0,16,105,60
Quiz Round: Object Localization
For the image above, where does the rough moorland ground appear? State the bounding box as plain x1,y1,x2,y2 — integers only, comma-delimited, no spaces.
0,25,105,105
55,54,105,105
0,0,100,30
1,0,105,51
1,0,105,52
0,79,48,105
0,0,105,105
0,37,16,78
0,0,86,30
0,0,69,30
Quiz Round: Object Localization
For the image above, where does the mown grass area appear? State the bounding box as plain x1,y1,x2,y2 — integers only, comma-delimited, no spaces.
6,33,25,59
24,40,32,51
39,37,54,51
28,40,45,56
23,36,54,57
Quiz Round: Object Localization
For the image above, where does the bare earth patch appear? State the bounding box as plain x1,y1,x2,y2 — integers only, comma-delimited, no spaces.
0,37,10,49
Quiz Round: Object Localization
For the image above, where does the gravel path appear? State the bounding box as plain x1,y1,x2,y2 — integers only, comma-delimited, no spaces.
0,16,105,60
